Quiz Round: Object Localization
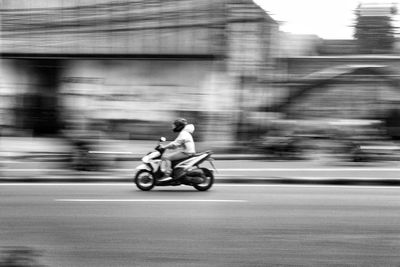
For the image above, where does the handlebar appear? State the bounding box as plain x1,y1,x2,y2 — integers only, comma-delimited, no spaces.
155,144,166,153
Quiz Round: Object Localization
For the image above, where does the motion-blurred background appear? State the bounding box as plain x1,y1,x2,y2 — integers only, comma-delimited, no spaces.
3,2,400,266
1,0,400,165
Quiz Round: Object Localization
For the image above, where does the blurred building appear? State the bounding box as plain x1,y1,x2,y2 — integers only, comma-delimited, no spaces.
263,54,400,142
317,39,358,55
0,0,278,143
278,33,322,57
356,2,397,17
354,2,398,54
265,0,400,128
392,38,400,54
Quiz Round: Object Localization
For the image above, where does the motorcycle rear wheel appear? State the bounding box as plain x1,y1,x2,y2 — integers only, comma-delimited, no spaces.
193,168,214,191
134,170,155,191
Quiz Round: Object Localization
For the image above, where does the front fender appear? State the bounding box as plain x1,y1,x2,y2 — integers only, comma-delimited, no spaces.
136,164,152,172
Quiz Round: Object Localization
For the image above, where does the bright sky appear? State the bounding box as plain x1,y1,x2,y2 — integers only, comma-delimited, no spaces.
254,0,400,39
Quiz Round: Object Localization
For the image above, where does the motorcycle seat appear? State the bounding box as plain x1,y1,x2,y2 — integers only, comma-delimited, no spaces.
194,150,212,156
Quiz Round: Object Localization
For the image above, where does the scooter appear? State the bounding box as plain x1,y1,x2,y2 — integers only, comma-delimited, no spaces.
134,137,216,191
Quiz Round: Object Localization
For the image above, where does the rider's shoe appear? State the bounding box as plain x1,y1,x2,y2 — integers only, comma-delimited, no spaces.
158,175,172,182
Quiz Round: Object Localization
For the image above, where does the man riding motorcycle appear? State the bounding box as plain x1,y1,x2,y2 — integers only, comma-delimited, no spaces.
158,118,196,182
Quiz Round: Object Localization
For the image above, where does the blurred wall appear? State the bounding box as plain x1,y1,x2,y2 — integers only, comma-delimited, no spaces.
0,59,23,136
282,56,400,78
287,79,400,120
0,59,63,136
0,0,278,143
0,0,226,55
59,59,237,141
0,58,238,141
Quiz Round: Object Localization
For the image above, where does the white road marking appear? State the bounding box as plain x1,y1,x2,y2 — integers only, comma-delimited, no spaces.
55,199,247,203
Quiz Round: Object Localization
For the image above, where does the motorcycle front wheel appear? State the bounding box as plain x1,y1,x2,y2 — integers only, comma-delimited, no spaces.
134,170,155,191
193,168,214,191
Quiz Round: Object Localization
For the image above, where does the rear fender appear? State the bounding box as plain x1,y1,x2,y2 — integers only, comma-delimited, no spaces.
175,153,210,169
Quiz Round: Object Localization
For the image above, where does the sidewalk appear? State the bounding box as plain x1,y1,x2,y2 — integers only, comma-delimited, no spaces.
1,137,400,185
2,158,400,185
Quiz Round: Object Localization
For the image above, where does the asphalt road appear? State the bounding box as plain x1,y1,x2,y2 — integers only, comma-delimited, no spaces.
1,183,400,266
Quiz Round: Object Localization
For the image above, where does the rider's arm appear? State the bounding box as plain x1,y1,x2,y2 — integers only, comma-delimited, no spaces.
162,133,187,150
163,140,186,149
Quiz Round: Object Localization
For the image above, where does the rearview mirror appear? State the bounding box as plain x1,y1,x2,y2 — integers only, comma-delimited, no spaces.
159,137,166,142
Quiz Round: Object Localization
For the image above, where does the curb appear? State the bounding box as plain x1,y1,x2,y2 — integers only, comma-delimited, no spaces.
2,176,400,186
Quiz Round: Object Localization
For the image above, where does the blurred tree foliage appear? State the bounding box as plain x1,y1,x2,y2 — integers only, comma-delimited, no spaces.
354,4,397,54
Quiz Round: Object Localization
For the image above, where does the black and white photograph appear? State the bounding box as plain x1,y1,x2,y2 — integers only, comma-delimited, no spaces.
1,0,400,266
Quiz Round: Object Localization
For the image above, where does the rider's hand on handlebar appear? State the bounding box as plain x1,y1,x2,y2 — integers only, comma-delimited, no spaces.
155,144,166,151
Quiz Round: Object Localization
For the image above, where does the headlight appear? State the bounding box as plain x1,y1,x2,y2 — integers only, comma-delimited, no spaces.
142,155,150,163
